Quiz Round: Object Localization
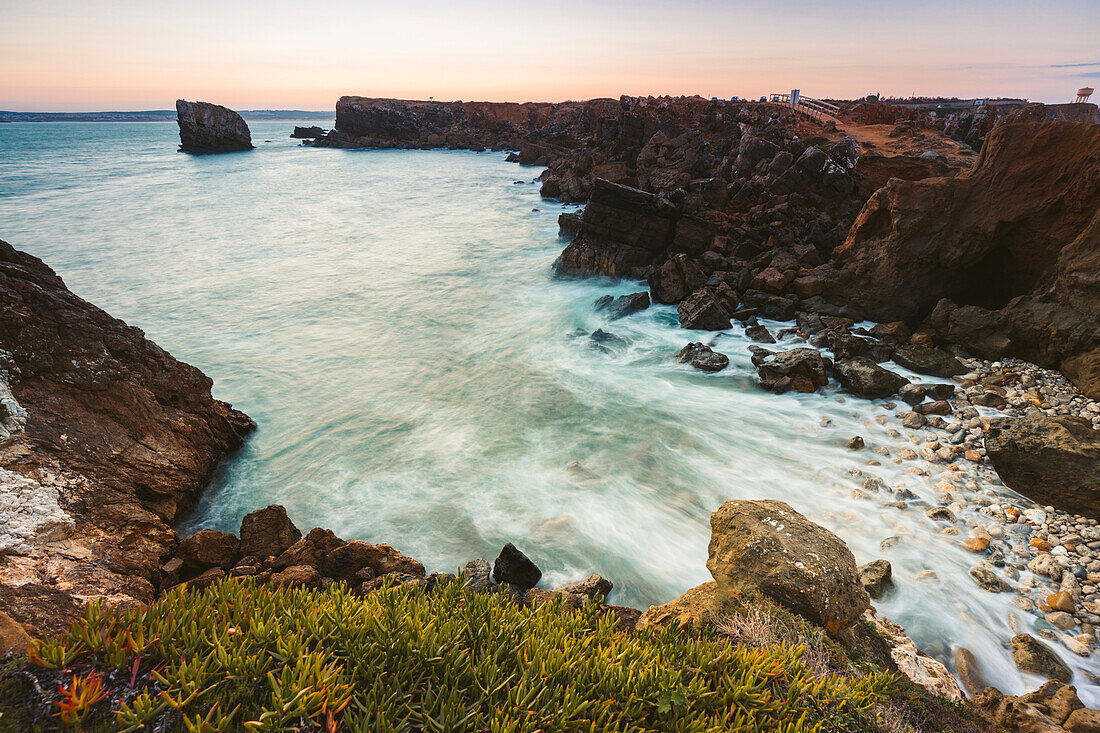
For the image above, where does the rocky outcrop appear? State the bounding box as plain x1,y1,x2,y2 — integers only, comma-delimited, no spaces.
706,499,870,635
976,681,1100,733
830,122,1100,395
834,357,908,398
175,100,253,153
675,343,729,372
290,125,326,139
985,414,1100,518
0,239,253,636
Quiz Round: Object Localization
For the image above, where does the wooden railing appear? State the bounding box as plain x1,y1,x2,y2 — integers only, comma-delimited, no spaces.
769,93,840,123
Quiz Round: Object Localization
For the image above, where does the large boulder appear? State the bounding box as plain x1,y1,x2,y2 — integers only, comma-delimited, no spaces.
176,529,240,573
677,288,731,330
834,357,908,399
985,415,1100,518
554,179,678,278
492,543,542,589
706,500,870,635
175,100,253,153
270,528,345,571
239,505,301,560
829,122,1100,396
756,348,831,394
675,343,729,372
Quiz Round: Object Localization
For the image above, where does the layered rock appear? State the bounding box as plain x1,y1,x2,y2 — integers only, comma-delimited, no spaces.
176,100,253,153
830,122,1100,395
0,239,253,636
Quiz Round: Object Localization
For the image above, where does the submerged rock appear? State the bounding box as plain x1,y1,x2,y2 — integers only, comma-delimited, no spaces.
1011,633,1073,682
596,291,651,320
858,559,893,599
175,99,253,153
675,343,729,372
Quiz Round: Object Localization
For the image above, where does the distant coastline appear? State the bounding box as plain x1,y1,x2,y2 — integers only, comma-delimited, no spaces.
0,109,333,122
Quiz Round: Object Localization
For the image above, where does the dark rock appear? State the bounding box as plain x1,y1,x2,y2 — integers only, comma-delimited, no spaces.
757,348,831,393
678,288,731,330
590,328,627,348
270,528,345,571
1011,633,1073,682
986,415,1100,517
745,322,775,343
175,99,253,153
290,126,325,139
321,540,425,582
834,357,908,398
858,559,894,599
492,543,542,589
604,291,650,320
239,505,301,560
914,399,952,415
675,342,729,372
556,574,613,600
891,344,966,377
177,529,240,572
463,558,493,592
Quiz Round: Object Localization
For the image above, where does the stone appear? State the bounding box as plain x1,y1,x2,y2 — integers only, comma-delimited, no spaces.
846,435,864,450
523,587,586,612
0,611,31,656
970,565,1012,592
745,323,775,343
270,528,345,570
268,564,320,588
1065,707,1100,732
322,540,425,582
176,529,240,572
463,558,493,592
493,543,542,589
1048,591,1076,613
866,611,962,700
914,400,952,416
1031,554,1065,581
239,505,301,560
1011,633,1073,682
707,500,870,635
603,291,651,320
290,125,325,139
678,288,732,330
891,344,967,377
834,357,908,399
953,647,989,697
964,537,991,552
1047,611,1077,630
637,581,718,630
184,567,226,590
756,348,831,394
675,343,729,372
556,574,613,600
176,99,253,153
857,559,893,599
986,415,1100,517
925,506,956,523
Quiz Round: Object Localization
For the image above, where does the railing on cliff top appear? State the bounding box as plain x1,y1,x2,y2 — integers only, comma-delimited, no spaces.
769,93,840,123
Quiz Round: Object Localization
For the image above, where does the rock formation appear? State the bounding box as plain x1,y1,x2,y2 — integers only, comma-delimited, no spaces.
0,239,253,636
830,121,1100,395
176,100,253,153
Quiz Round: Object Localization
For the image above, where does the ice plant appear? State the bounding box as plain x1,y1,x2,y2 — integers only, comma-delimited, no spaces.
55,671,107,727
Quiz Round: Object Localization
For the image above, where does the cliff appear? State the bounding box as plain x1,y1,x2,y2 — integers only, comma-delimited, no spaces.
175,99,253,153
0,239,253,636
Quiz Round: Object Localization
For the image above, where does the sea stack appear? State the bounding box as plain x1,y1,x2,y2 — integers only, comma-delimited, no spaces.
175,99,253,153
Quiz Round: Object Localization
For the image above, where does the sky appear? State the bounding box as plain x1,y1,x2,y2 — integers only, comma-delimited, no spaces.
1,0,1097,111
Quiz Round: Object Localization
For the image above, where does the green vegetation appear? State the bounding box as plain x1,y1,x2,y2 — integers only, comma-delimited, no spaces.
0,576,901,732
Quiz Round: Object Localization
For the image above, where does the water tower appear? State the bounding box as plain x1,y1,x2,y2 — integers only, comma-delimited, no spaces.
1076,87,1094,103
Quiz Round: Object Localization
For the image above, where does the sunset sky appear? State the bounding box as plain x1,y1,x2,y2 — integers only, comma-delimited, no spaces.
2,0,1097,111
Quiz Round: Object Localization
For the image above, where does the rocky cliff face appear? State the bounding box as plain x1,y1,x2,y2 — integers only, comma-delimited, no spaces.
0,239,253,635
830,121,1100,395
175,99,253,153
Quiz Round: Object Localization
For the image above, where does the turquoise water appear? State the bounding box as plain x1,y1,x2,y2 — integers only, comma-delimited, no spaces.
2,121,1096,699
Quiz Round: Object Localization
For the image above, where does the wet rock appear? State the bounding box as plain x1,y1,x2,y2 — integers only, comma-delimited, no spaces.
239,505,301,560
322,540,425,582
975,681,1091,730
986,414,1100,517
756,348,831,394
493,543,542,589
953,647,989,697
744,322,776,343
899,382,955,406
601,291,650,320
707,499,870,635
675,343,729,372
1011,633,1073,682
858,559,893,599
589,329,627,349
678,288,731,330
846,435,865,450
290,125,325,138
970,565,1012,592
925,506,957,523
176,99,253,153
914,399,952,415
891,344,966,377
866,610,962,700
834,357,908,399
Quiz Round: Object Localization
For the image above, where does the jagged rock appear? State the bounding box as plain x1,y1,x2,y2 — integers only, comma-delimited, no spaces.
239,505,301,560
1011,633,1073,682
0,240,253,637
707,499,869,635
177,529,240,572
492,543,542,589
175,100,253,153
678,289,731,330
637,581,719,630
975,681,1094,731
463,558,493,592
270,528,345,571
184,567,226,590
290,125,325,138
858,559,893,599
556,574,613,600
756,348,831,394
834,357,908,398
675,343,729,372
523,587,586,612
986,415,1100,518
321,540,424,582
599,291,651,320
865,610,962,700
268,564,320,588
891,344,966,377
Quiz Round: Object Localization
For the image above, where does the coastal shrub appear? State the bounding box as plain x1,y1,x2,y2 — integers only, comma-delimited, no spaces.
0,576,898,732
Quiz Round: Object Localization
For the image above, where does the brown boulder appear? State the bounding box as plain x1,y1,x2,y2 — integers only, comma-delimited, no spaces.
239,505,301,560
176,529,240,572
1011,633,1073,682
556,574,613,600
706,500,870,635
756,348,831,394
677,288,731,330
0,611,31,656
270,528,345,570
985,415,1100,518
176,100,253,153
321,540,425,581
269,564,320,588
637,581,719,630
